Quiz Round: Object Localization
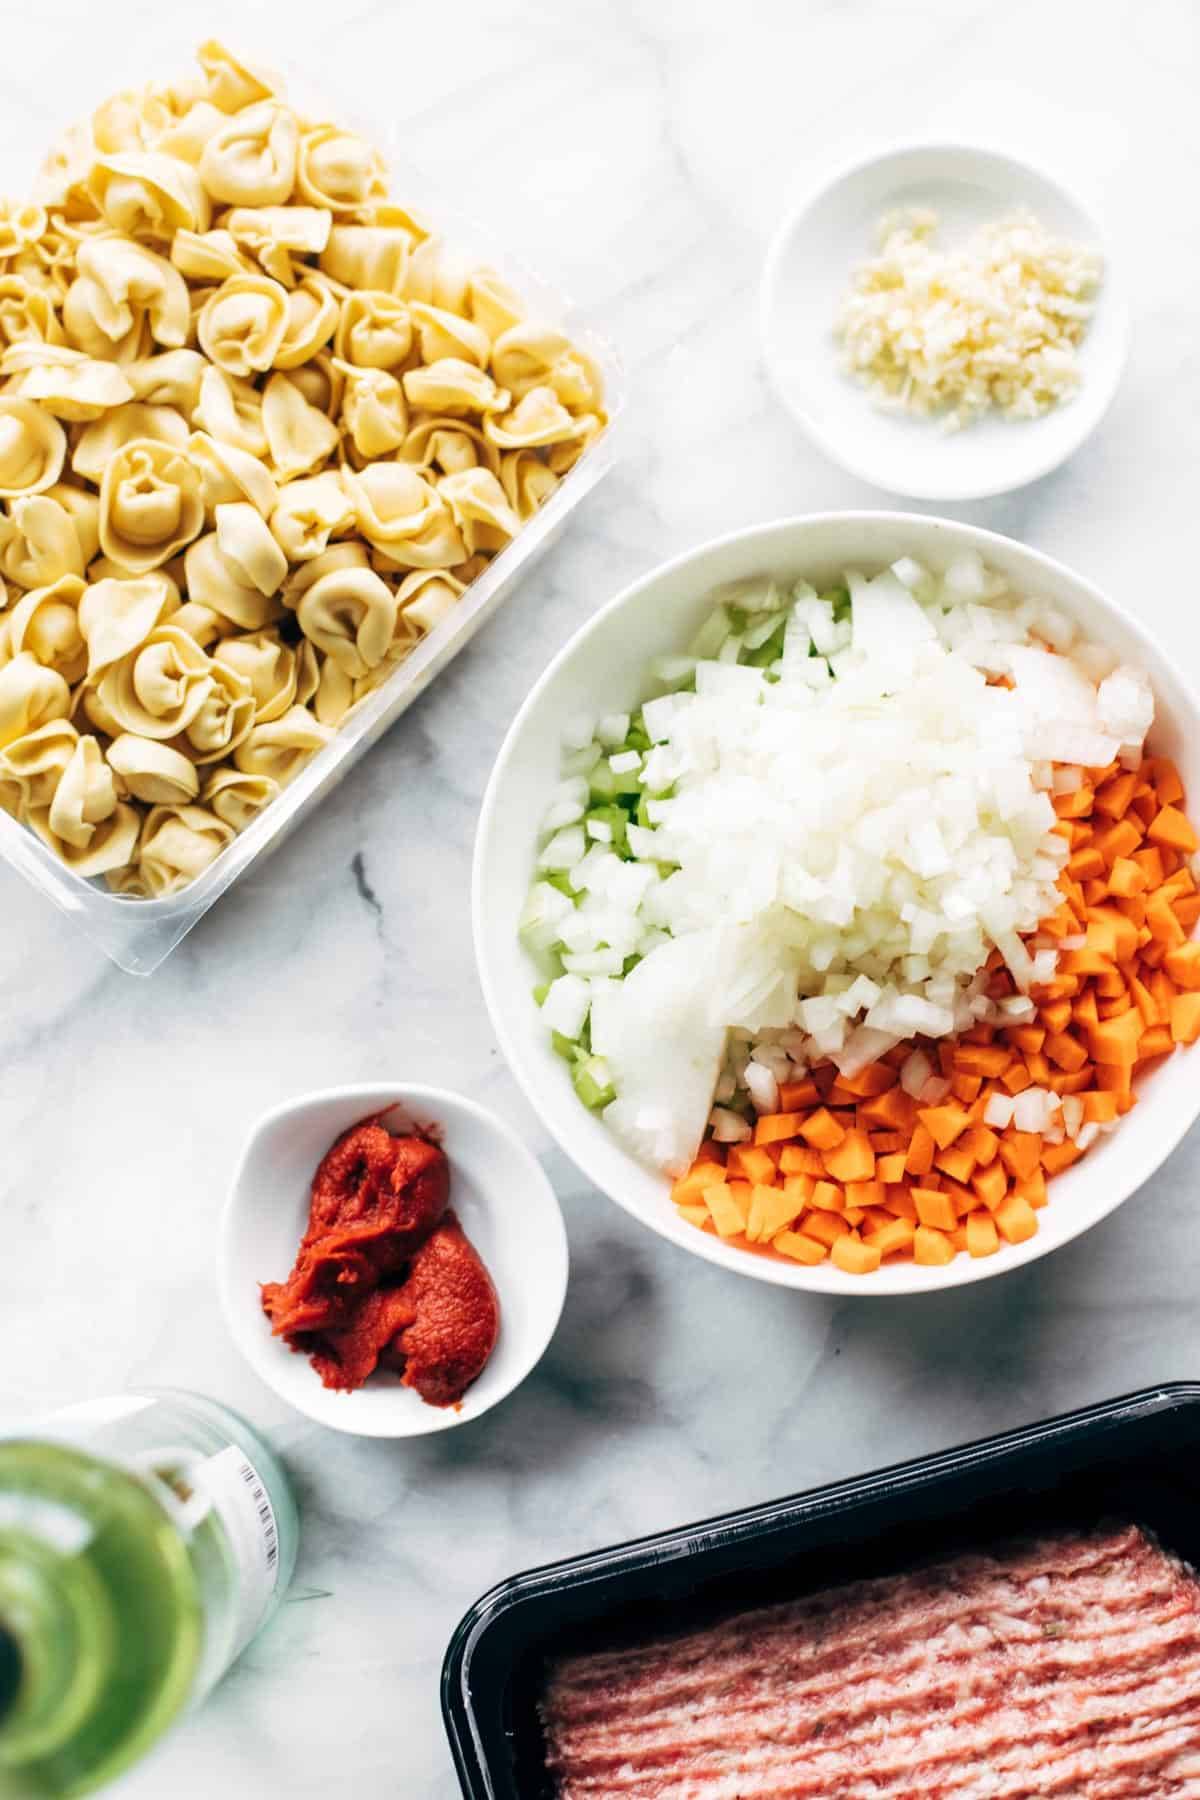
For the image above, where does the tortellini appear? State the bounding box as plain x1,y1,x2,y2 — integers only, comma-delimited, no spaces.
0,41,604,895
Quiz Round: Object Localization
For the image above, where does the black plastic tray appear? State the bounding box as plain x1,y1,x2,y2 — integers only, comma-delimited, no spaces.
441,1382,1200,1798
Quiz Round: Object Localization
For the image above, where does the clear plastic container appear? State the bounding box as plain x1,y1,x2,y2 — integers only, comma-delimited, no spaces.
0,61,624,975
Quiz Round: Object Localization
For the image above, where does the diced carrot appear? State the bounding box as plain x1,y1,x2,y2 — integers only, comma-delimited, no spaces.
1048,1068,1095,1095
1147,757,1185,804
1025,1051,1053,1085
859,1086,917,1131
725,1144,777,1185
1054,784,1095,819
1096,1062,1134,1102
783,1173,815,1208
966,1211,1000,1258
671,1162,728,1204
1039,998,1073,1034
831,1235,882,1275
953,1044,1012,1078
1094,772,1137,817
835,1062,896,1098
1091,819,1143,865
961,1124,999,1165
1175,896,1200,930
1132,845,1167,888
1097,993,1133,1019
912,1187,957,1232
754,1112,806,1146
884,1185,918,1221
1012,1169,1048,1210
994,1195,1038,1244
1147,894,1187,947
1043,1029,1088,1072
676,1203,712,1229
1082,879,1109,906
707,1183,751,1237
1129,974,1161,1026
1002,1063,1033,1094
935,1146,976,1186
1137,1025,1175,1061
863,1218,915,1257
844,1179,887,1210
876,1150,908,1184
1006,1025,1046,1055
1072,989,1099,1029
798,1108,846,1151
950,1074,983,1104
1165,944,1200,990
917,1104,970,1151
773,1229,828,1265
801,1210,850,1248
913,1225,955,1266
999,1131,1042,1181
1171,993,1200,1045
1041,1141,1084,1175
1067,847,1105,881
807,1179,844,1214
904,1122,935,1176
1081,1091,1119,1124
778,1144,826,1177
1085,1007,1144,1065
822,1130,876,1184
971,1161,1007,1211
869,1131,908,1153
1147,805,1199,854
1161,868,1198,902
747,1184,803,1243
777,1079,819,1110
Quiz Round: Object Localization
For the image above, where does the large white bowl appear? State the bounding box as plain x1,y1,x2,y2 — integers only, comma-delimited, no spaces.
473,514,1200,1294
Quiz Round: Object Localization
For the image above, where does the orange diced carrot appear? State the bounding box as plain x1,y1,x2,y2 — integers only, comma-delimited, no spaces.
707,1182,751,1237
1171,993,1200,1045
1092,819,1143,866
671,1162,728,1204
859,1086,917,1131
1085,1007,1144,1065
1054,784,1095,819
1039,998,1072,1033
799,1108,846,1151
747,1184,804,1243
1048,1068,1094,1095
822,1130,875,1184
884,1184,918,1221
966,1211,1000,1258
995,1195,1038,1244
1147,757,1185,805
778,1144,826,1177
999,1131,1042,1181
1005,1025,1046,1055
1041,1029,1086,1073
913,1225,956,1266
1072,989,1099,1030
935,1146,976,1185
835,1062,896,1098
675,1202,712,1229
949,1074,983,1104
1097,994,1133,1019
1002,1063,1033,1094
876,1150,908,1184
961,1124,999,1165
953,1044,1012,1078
917,1104,970,1151
844,1179,887,1210
777,1079,819,1110
807,1179,845,1214
801,1210,850,1248
1132,845,1167,888
726,1144,777,1185
1067,847,1105,881
912,1187,957,1231
754,1112,806,1146
1165,944,1200,990
1081,1091,1118,1123
1129,974,1161,1026
863,1217,915,1257
1012,1169,1048,1210
1137,1025,1175,1061
1147,805,1199,855
1041,1140,1084,1175
1094,772,1137,817
831,1234,882,1275
1025,1051,1053,1085
783,1172,815,1206
1147,894,1187,947
971,1161,1008,1211
904,1121,936,1177
773,1229,828,1265
1175,896,1200,930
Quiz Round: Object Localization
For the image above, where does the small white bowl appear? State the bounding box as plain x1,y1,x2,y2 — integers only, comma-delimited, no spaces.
473,512,1200,1296
219,1084,568,1437
760,144,1129,501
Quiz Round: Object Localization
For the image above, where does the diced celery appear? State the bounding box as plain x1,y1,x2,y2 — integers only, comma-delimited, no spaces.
572,1056,615,1110
542,871,580,903
533,981,551,1006
551,1030,580,1063
588,762,618,802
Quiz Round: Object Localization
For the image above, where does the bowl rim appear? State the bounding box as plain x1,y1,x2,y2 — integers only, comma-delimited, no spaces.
758,139,1130,501
218,1079,570,1437
472,509,1200,1296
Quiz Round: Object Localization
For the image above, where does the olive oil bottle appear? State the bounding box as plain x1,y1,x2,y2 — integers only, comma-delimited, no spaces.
0,1391,298,1796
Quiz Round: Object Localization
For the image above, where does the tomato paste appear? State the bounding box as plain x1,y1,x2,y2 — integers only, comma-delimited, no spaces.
262,1117,499,1406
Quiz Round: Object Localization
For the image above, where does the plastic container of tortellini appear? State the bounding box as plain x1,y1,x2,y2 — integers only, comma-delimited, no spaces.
0,47,624,974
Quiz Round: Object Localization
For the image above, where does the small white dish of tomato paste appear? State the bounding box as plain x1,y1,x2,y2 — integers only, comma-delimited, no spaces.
219,1083,569,1438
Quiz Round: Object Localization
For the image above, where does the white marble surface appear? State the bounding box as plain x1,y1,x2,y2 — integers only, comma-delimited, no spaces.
3,0,1200,1793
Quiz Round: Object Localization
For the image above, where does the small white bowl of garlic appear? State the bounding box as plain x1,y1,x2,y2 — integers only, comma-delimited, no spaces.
760,143,1129,501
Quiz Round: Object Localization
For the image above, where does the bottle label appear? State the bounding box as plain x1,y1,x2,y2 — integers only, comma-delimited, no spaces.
188,1446,281,1671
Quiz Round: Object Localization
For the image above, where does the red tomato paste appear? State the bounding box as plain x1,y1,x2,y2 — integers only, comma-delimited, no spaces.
262,1116,499,1406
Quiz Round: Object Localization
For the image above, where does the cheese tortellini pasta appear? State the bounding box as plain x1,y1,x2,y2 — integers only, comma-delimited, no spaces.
0,40,605,895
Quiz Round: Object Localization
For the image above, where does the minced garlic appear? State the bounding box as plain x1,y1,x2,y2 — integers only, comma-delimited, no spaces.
834,208,1102,430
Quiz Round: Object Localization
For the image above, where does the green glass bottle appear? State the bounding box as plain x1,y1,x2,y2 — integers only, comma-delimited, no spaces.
0,1390,298,1797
